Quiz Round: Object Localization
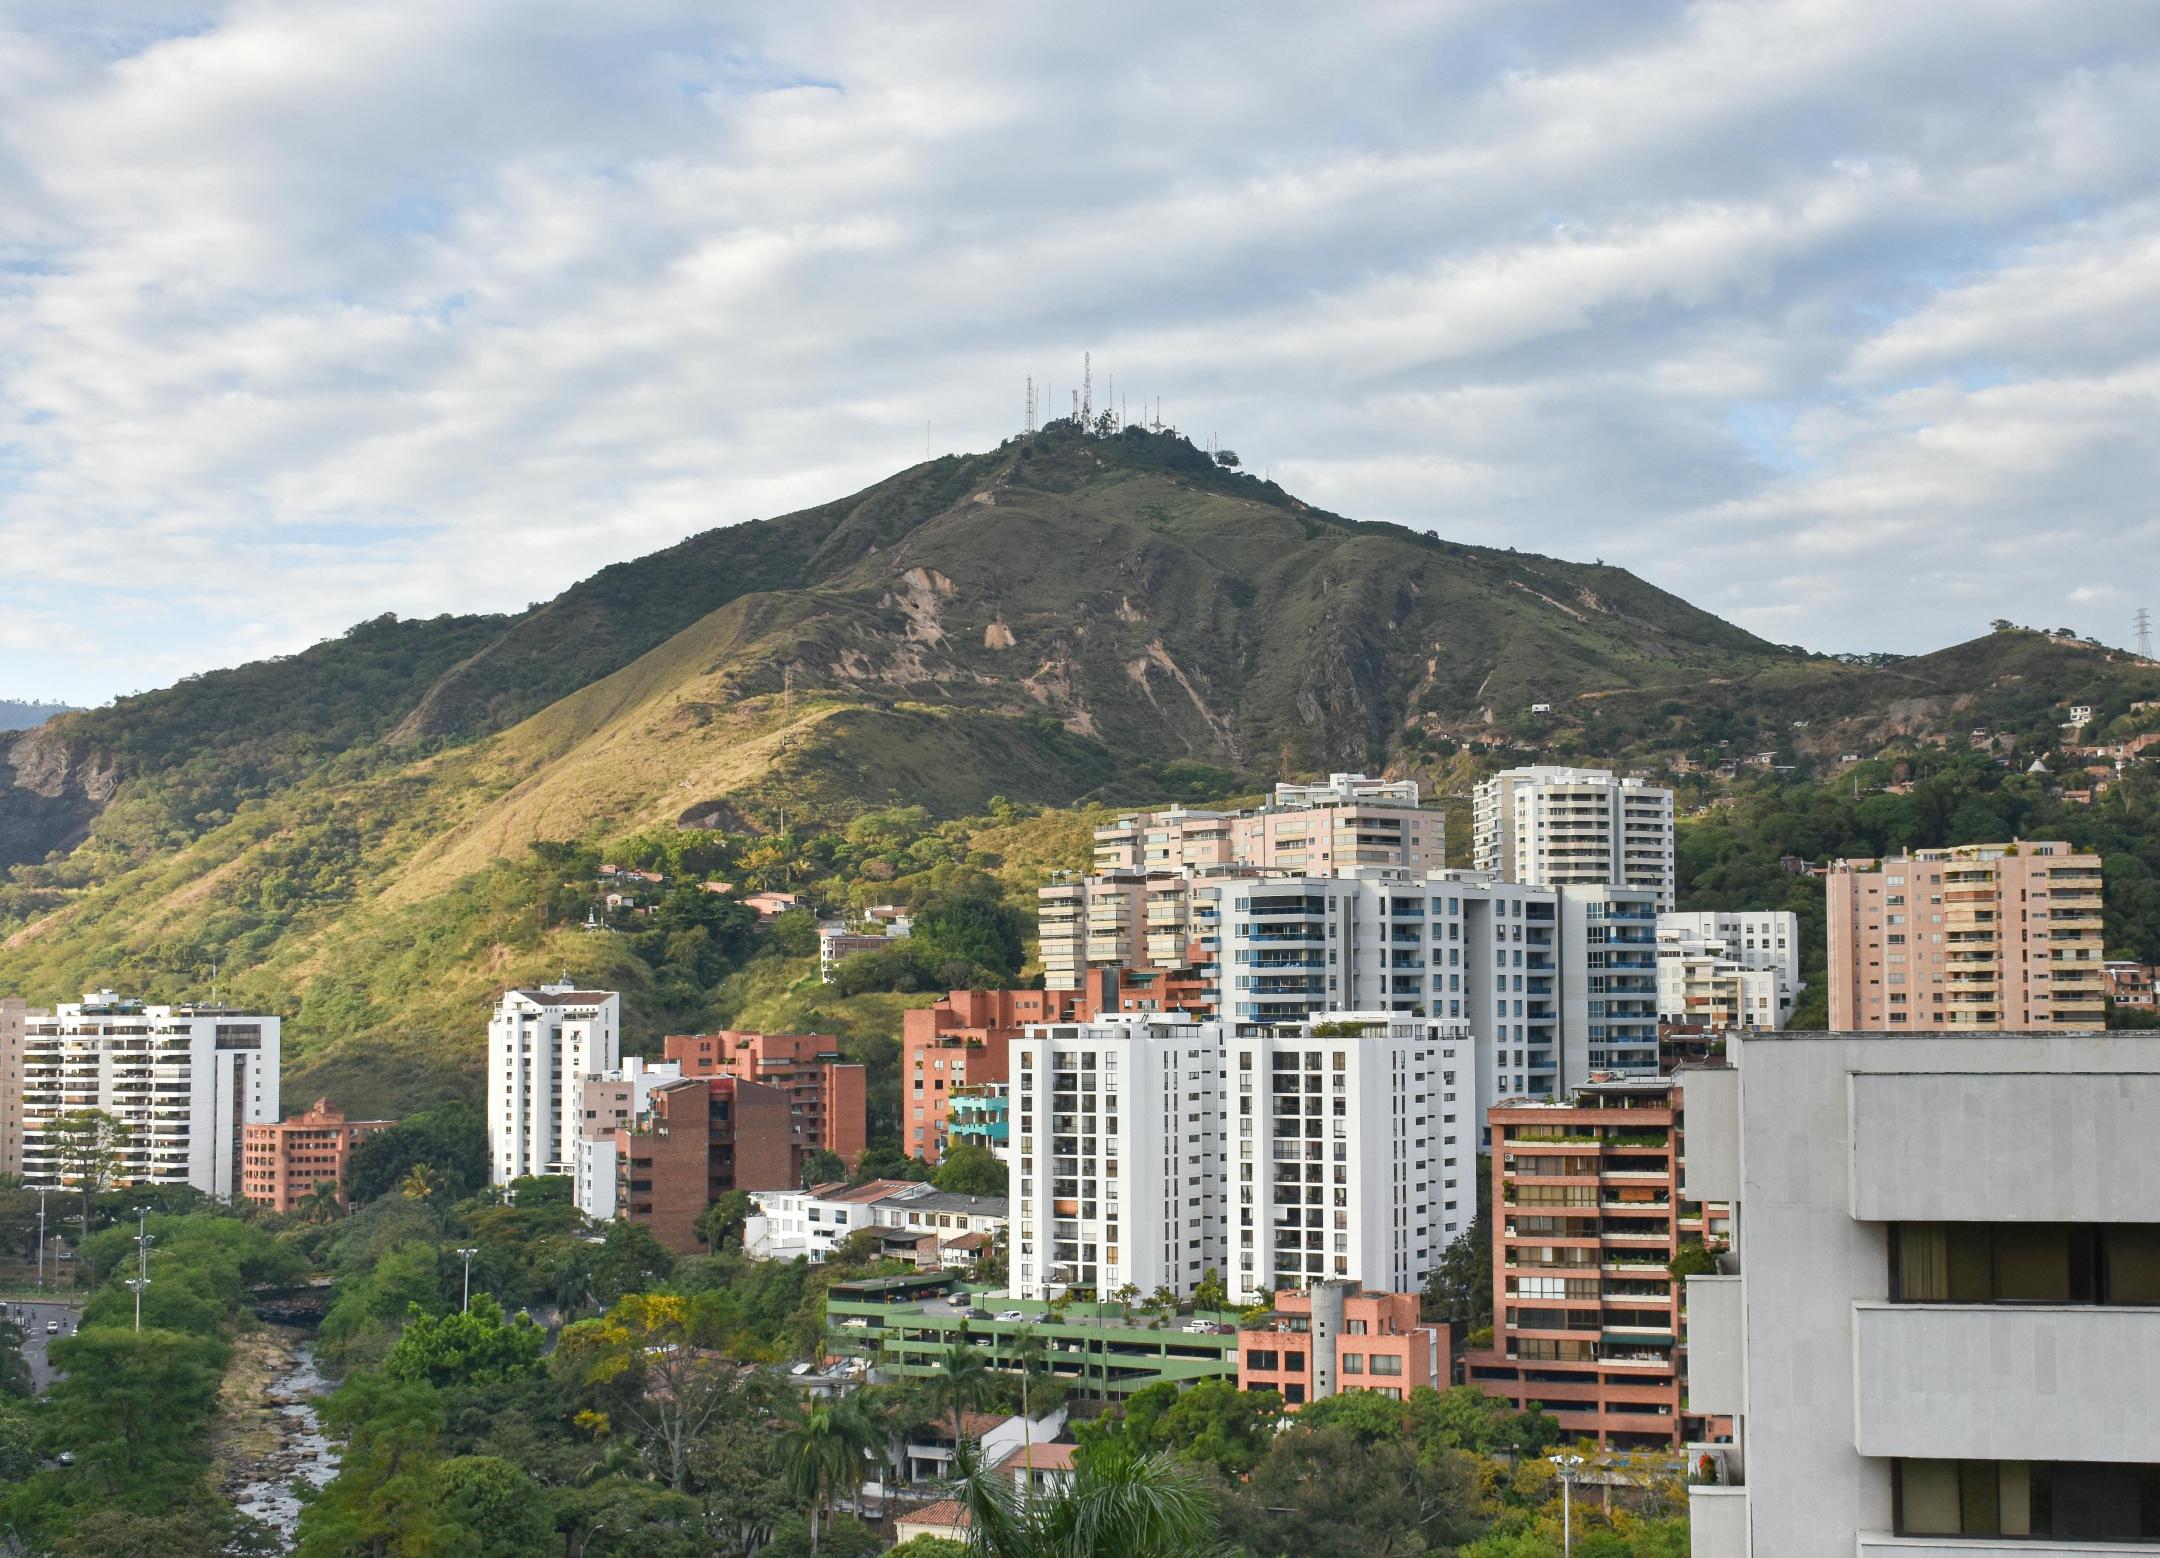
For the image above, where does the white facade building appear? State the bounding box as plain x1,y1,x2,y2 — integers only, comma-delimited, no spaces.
1656,910,1802,1030
1679,1032,2160,1556
487,985,621,1185
17,991,279,1200
1226,1013,1475,1304
1210,870,1661,1112
748,1180,1009,1263
1473,766,1676,909
572,1055,680,1220
1009,1014,1227,1302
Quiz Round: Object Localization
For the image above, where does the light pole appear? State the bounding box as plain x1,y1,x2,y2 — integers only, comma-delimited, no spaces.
456,1247,479,1312
130,1207,154,1332
1550,1452,1584,1557
33,1188,48,1291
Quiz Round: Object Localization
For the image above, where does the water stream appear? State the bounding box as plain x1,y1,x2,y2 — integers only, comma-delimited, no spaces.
228,1336,339,1548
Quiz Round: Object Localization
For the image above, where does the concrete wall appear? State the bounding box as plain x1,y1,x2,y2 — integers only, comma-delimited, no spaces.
1686,1484,1748,1558
1854,1301,2160,1462
1851,1071,2160,1222
1684,1274,1745,1417
1677,1066,1740,1204
1855,1540,2160,1558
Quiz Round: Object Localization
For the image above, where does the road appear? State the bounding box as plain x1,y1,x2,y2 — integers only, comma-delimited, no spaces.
5,1299,83,1391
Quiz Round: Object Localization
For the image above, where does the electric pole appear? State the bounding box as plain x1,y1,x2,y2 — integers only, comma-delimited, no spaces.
2136,607,2153,659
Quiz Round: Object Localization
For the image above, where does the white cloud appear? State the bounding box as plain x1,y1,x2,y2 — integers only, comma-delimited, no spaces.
1,0,2159,702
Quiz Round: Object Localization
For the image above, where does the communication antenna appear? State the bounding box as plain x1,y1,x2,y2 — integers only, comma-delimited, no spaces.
2137,607,2154,659
1082,352,1093,425
1025,376,1036,434
1071,388,1080,422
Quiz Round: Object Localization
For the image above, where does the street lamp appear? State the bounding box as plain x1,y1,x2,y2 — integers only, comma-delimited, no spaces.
130,1207,155,1332
456,1247,479,1312
1549,1452,1585,1557
33,1188,48,1291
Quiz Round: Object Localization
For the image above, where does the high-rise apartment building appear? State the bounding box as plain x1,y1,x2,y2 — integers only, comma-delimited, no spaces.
901,989,1091,1163
1210,870,1661,1108
613,1075,800,1255
16,991,279,1200
487,985,621,1184
1465,1077,1722,1451
1655,910,1802,1030
241,1097,395,1213
1087,774,1440,877
664,1029,868,1168
1473,766,1676,909
1226,1013,1475,1304
1678,1031,2160,1555
1239,1282,1448,1409
1826,841,2105,1031
572,1056,681,1221
0,996,30,1177
1009,1014,1228,1302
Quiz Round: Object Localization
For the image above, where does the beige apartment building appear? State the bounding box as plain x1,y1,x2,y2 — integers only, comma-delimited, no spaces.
0,996,30,1177
1050,774,1443,993
1472,767,1675,910
1826,841,2106,1031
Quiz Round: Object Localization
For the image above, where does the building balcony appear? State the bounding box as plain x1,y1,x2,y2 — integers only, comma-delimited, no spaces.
1853,1301,2160,1463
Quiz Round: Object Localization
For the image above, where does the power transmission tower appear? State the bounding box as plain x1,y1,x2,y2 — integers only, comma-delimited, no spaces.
2137,607,2153,659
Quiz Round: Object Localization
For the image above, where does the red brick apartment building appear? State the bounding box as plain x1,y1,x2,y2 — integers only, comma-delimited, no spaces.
616,1076,799,1254
241,1098,395,1213
1465,1077,1726,1450
1239,1282,1448,1409
901,989,1089,1163
664,1029,868,1168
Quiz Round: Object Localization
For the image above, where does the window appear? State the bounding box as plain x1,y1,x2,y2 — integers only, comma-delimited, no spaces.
1891,1223,2160,1305
1341,1353,1364,1373
1245,1349,1279,1371
1368,1354,1403,1376
1897,1459,2160,1541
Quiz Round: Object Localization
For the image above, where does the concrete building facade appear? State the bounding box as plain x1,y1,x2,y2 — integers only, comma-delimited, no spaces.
1826,842,2106,1031
901,988,1091,1163
1473,766,1676,909
1009,1014,1227,1302
1655,911,1801,1030
572,1056,681,1221
16,991,279,1200
664,1029,868,1168
241,1097,395,1213
615,1075,799,1255
1226,1013,1475,1304
487,985,620,1185
0,996,30,1177
1466,1077,1723,1451
1239,1282,1448,1409
1678,1031,2160,1556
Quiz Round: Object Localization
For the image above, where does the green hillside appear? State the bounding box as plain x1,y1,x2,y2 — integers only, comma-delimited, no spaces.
1,421,2156,1116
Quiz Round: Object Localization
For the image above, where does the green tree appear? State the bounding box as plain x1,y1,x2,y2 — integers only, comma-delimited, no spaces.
928,1342,993,1451
50,1107,129,1244
297,1374,461,1557
1224,1427,1486,1557
930,1143,1007,1197
1089,1378,1280,1478
947,1433,1222,1558
508,1173,573,1206
42,1325,229,1507
555,1294,763,1492
347,1105,490,1206
696,1187,758,1253
777,1397,881,1553
438,1454,556,1557
802,1149,848,1189
381,1295,545,1389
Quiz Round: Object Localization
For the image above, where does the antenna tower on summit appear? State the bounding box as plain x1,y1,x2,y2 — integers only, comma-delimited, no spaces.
2138,607,2154,659
1082,353,1093,424
1025,376,1036,434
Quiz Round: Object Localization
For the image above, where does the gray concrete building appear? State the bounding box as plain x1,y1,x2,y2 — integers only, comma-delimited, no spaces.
1679,1031,2160,1556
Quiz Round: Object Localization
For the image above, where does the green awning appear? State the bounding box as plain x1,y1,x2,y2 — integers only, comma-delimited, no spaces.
1600,1330,1674,1344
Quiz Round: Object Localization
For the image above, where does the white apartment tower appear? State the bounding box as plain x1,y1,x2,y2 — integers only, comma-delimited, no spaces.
488,984,621,1184
1009,1015,1227,1303
1473,766,1676,909
1680,1032,2160,1555
16,991,279,1200
1226,1013,1476,1305
1656,910,1802,1030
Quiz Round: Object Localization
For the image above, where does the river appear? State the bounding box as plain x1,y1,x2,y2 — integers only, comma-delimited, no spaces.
224,1330,340,1549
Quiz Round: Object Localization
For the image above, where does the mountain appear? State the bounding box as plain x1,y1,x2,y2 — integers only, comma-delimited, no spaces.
0,700,74,734
0,422,2152,1112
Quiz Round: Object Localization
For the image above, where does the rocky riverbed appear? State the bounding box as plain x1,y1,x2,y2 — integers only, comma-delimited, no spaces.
215,1326,339,1549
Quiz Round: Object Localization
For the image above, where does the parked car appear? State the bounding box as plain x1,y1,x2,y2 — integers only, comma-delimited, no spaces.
995,1310,1026,1322
1181,1320,1217,1334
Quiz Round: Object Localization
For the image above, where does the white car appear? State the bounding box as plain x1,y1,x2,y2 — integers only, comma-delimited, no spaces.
839,1317,869,1329
995,1310,1026,1322
45,1320,59,1334
1181,1320,1216,1334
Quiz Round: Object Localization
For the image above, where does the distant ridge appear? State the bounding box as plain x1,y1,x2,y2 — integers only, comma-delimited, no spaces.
0,700,74,733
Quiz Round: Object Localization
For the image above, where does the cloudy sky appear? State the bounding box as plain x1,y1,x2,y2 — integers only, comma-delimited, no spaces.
4,1,2159,704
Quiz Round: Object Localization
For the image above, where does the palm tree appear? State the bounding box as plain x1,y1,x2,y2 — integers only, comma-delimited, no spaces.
779,1397,880,1553
948,1434,1225,1558
929,1342,994,1459
400,1162,445,1202
298,1180,344,1226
